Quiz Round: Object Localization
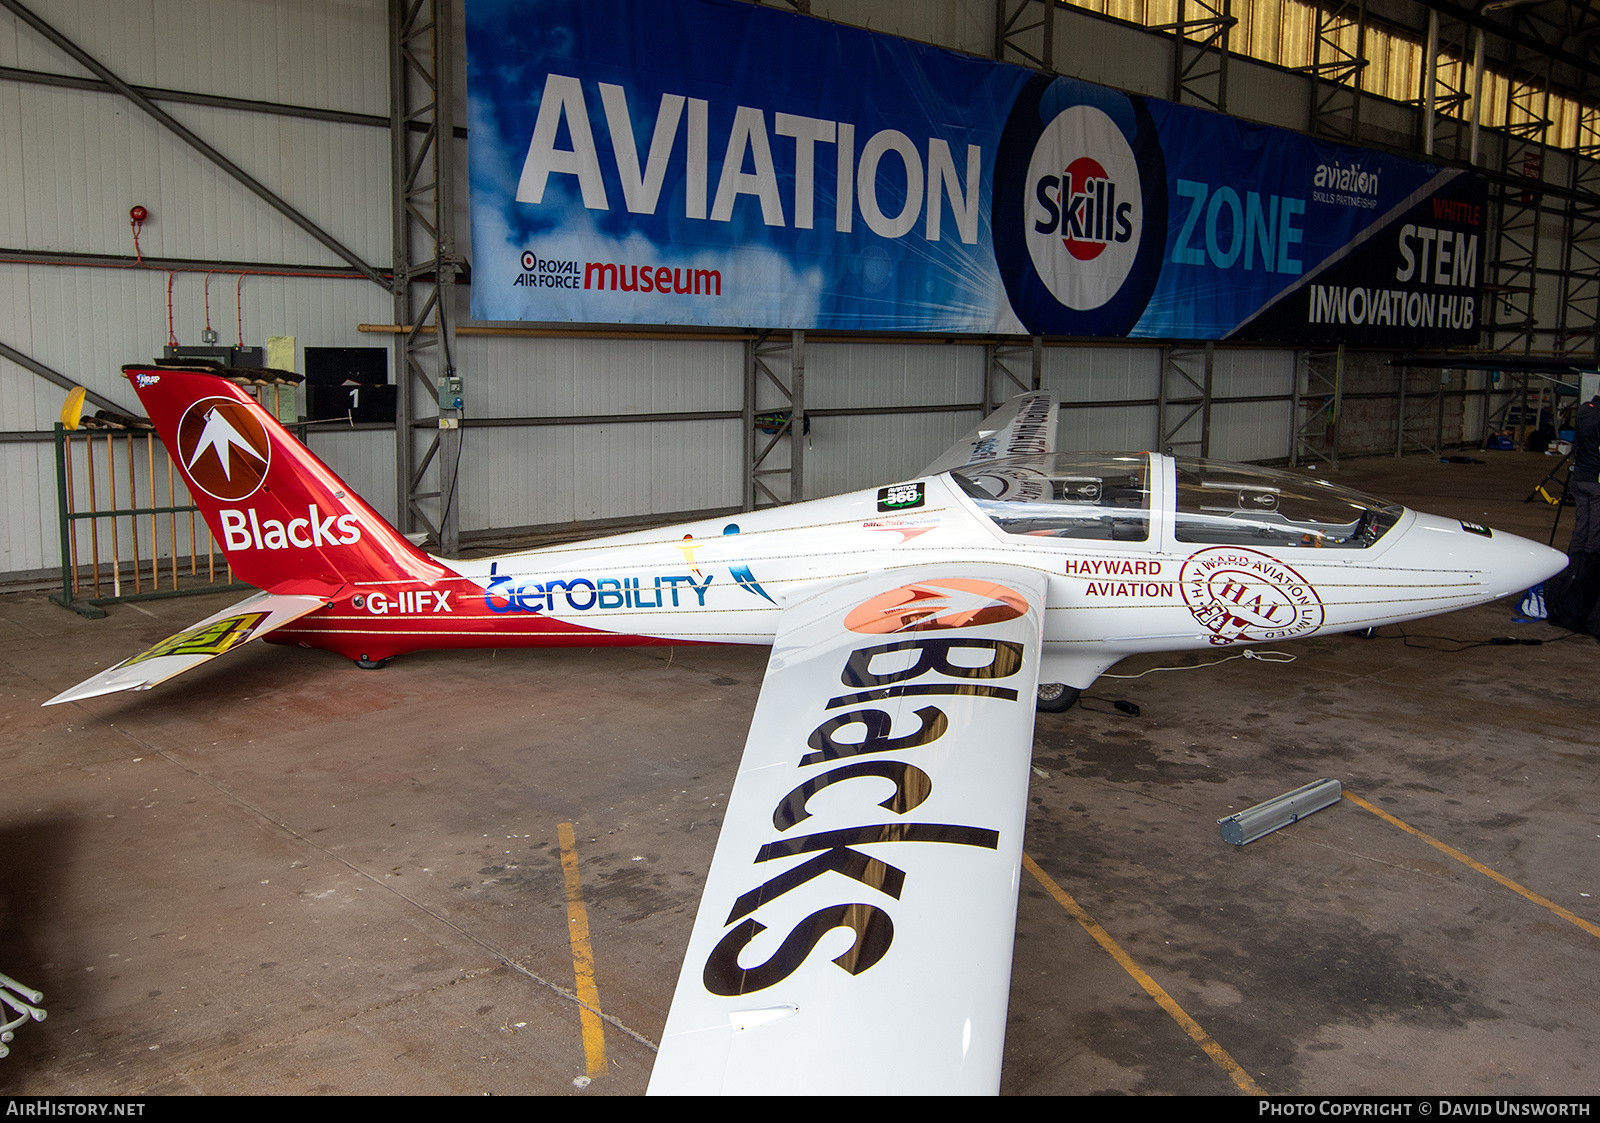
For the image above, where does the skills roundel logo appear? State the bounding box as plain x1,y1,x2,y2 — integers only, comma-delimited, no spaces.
1024,110,1142,309
176,397,271,502
994,76,1167,335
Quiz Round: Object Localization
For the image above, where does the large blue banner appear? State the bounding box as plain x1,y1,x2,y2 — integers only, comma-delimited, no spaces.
466,0,1485,344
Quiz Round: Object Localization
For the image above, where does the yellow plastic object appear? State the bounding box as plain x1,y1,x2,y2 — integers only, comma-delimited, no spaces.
59,386,87,430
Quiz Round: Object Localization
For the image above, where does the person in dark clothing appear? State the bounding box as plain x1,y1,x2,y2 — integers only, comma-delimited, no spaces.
1571,393,1600,555
1546,392,1600,634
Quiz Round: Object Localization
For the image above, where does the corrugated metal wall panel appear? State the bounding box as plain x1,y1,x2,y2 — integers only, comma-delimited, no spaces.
0,90,390,265
806,342,982,410
644,338,745,412
0,5,391,266
1058,403,1158,452
0,0,397,580
1209,399,1293,461
0,271,42,422
1053,12,1169,98
803,342,982,498
0,83,25,243
0,440,54,575
812,0,993,58
13,265,169,420
807,410,980,498
1045,346,1161,404
454,335,744,419
1047,346,1162,453
1212,348,1294,398
233,274,394,368
646,418,744,513
0,1,389,113
154,104,393,265
306,426,397,526
1463,384,1488,443
454,419,743,532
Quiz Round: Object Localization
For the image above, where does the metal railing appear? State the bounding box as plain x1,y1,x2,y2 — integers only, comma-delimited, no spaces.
50,422,244,619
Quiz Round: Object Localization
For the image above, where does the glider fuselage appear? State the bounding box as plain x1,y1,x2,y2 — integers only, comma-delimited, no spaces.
271,462,1561,690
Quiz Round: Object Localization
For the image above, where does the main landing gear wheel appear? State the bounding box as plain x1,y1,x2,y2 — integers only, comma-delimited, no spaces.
1036,683,1080,712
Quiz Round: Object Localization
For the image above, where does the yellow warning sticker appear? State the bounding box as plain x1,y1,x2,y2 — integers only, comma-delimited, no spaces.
124,612,270,665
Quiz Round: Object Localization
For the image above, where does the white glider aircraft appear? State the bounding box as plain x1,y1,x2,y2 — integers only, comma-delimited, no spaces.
46,365,1565,1094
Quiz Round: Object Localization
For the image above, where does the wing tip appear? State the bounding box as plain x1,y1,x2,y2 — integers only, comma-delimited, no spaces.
42,676,152,707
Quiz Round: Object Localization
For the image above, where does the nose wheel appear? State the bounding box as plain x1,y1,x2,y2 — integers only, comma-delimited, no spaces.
1036,683,1079,712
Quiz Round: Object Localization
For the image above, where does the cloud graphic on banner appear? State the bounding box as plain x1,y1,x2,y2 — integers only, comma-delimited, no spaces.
472,218,824,327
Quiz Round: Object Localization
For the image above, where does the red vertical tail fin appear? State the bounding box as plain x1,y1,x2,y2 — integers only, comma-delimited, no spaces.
124,365,447,594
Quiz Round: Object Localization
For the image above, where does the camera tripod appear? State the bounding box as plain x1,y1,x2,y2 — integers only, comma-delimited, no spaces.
1524,451,1573,547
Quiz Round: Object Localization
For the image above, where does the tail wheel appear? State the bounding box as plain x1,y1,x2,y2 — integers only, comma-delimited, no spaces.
1036,683,1079,713
355,654,389,670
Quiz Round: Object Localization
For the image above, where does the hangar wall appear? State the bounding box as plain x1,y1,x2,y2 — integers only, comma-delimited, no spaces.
0,0,1573,584
0,0,397,580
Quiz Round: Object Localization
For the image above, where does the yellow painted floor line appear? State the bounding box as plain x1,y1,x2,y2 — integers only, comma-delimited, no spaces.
558,821,608,1078
1344,792,1600,941
1022,852,1265,1095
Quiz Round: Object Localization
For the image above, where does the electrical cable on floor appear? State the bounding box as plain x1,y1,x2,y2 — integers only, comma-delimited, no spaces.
1352,624,1586,652
1076,625,1576,716
1099,648,1297,679
1076,650,1298,717
1076,696,1142,717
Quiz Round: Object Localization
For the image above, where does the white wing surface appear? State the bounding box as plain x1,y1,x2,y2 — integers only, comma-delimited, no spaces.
920,390,1058,475
43,590,333,705
649,563,1048,1095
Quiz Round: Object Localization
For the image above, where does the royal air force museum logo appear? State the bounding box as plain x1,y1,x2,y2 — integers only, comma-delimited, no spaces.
994,77,1167,336
177,397,271,502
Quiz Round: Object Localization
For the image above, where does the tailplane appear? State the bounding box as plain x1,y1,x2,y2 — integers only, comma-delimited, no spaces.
123,364,447,594
920,390,1058,475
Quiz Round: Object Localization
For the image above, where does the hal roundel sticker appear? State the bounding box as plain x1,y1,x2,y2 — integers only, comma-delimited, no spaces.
1180,548,1323,645
176,397,272,502
844,578,1029,634
993,75,1167,336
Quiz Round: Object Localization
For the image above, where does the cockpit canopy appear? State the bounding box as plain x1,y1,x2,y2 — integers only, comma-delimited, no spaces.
953,455,1153,541
950,453,1403,548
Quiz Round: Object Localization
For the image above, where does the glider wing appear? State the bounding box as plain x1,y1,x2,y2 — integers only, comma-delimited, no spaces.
649,562,1048,1094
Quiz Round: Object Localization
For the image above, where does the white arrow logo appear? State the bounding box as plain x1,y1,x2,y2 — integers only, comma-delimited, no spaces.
187,406,264,480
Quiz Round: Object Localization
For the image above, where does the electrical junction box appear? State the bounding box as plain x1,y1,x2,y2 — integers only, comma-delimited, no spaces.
163,345,263,368
438,375,463,411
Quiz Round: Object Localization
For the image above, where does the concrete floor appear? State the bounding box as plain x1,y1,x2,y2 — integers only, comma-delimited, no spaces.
1,451,1596,1096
